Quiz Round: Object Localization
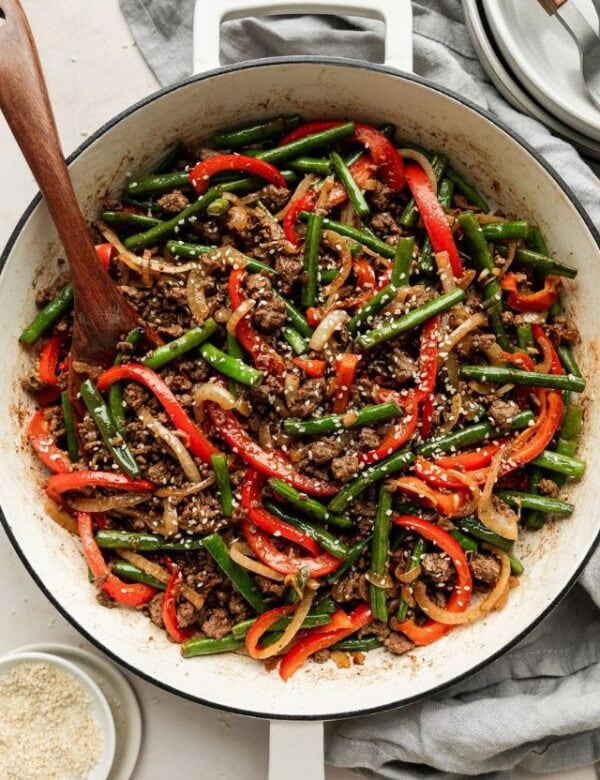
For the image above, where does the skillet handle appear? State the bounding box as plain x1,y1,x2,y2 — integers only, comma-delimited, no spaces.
269,720,324,780
192,0,413,74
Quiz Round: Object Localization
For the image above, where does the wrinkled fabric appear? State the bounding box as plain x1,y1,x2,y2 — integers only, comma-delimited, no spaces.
119,1,600,776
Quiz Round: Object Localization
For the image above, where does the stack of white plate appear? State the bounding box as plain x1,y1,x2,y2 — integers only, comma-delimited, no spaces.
463,0,600,160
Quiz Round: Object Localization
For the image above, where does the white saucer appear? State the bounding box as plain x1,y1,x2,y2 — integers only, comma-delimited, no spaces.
483,0,600,142
462,0,600,160
6,643,142,780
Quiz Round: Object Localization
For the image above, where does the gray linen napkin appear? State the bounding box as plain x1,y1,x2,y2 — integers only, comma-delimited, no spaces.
119,1,600,776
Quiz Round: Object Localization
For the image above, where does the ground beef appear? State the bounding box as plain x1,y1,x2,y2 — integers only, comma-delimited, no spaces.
548,315,579,344
487,398,520,431
157,189,189,213
274,253,304,294
176,601,198,628
201,608,232,639
122,382,150,411
331,453,359,482
332,571,369,603
179,493,224,533
359,427,380,450
308,437,341,464
257,184,290,212
369,212,400,238
313,649,331,664
286,378,325,418
469,553,501,584
35,272,70,307
228,592,250,620
491,495,518,527
148,593,165,628
193,217,222,244
255,575,286,598
421,552,453,584
538,478,560,497
358,620,390,641
391,347,417,383
246,273,273,299
458,331,496,358
21,371,47,393
252,294,287,332
384,633,413,655
369,182,394,211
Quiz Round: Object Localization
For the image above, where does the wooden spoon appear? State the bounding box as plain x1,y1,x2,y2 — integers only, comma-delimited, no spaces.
0,0,140,370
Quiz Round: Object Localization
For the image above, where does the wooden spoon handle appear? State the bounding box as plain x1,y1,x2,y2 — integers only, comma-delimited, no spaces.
0,0,103,292
537,0,567,15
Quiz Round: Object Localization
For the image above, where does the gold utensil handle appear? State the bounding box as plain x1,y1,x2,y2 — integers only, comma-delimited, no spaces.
537,0,568,15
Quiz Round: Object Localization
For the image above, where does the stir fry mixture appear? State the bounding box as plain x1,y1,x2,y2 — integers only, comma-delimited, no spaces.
21,116,587,680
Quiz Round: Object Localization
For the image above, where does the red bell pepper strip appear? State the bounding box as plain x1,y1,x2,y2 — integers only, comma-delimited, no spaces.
305,257,382,326
497,349,536,372
413,456,474,491
392,515,472,646
508,390,563,469
47,470,154,503
162,567,195,642
241,469,320,555
413,315,440,404
435,440,505,471
500,273,561,313
242,521,341,578
94,242,116,270
189,154,288,196
391,476,469,516
532,324,563,375
77,511,155,607
353,257,377,290
245,604,296,658
279,602,372,681
278,121,345,146
96,363,218,463
420,395,434,440
228,268,286,384
293,358,327,378
283,190,316,245
328,154,378,207
361,389,419,464
28,408,72,474
38,335,64,387
405,163,462,277
206,403,340,497
353,126,404,191
35,387,62,406
332,353,359,414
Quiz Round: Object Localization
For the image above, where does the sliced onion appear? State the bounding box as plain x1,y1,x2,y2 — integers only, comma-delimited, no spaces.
309,310,349,351
137,406,201,483
69,493,151,513
330,650,352,669
275,174,317,220
117,550,205,610
339,201,356,226
476,214,505,225
478,445,518,540
438,394,463,435
45,500,78,535
496,240,517,279
249,582,317,660
439,313,488,360
399,148,438,195
256,202,284,238
156,476,215,498
227,205,250,232
458,268,477,290
414,546,510,624
365,571,393,589
322,231,353,300
317,177,334,210
435,251,455,292
284,373,300,407
448,468,481,518
187,268,210,322
229,542,285,581
202,245,249,272
397,565,421,584
258,421,273,450
445,351,460,387
193,383,236,423
227,298,255,336
97,222,199,275
159,497,179,537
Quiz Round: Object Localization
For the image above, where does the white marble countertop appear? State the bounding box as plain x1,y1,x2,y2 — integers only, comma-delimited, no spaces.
0,2,596,778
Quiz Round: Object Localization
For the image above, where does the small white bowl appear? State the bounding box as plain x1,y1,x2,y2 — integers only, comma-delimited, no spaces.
0,650,116,780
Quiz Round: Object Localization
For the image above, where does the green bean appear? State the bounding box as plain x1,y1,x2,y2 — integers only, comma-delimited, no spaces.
419,176,454,275
266,479,352,529
328,449,415,513
417,410,535,458
525,466,545,530
232,601,335,639
276,293,313,338
20,283,74,345
458,212,508,348
451,529,478,552
284,402,401,438
282,326,308,356
165,240,276,276
263,498,349,559
378,122,396,139
331,637,383,652
142,319,218,370
301,212,324,307
557,346,582,378
370,487,393,622
111,560,165,589
458,365,586,393
330,150,370,218
516,323,534,352
526,225,549,255
530,450,586,479
289,157,332,175
358,288,465,350
560,404,583,440
80,379,140,478
556,438,578,457
211,453,233,517
456,517,513,553
255,122,356,165
199,342,263,387
153,140,185,174
507,552,524,576
320,268,339,284
207,197,231,217
496,245,577,279
109,327,145,435
60,391,79,462
299,212,396,258
399,153,448,228
96,530,204,551
390,236,415,286
495,489,574,516
101,210,161,230
122,195,165,213
396,538,425,621
481,221,530,241
325,534,373,585
213,115,300,148
127,171,190,195
203,533,266,613
181,635,244,657
447,168,490,212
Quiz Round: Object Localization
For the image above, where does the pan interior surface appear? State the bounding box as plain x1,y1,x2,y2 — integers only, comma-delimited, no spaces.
1,60,599,719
